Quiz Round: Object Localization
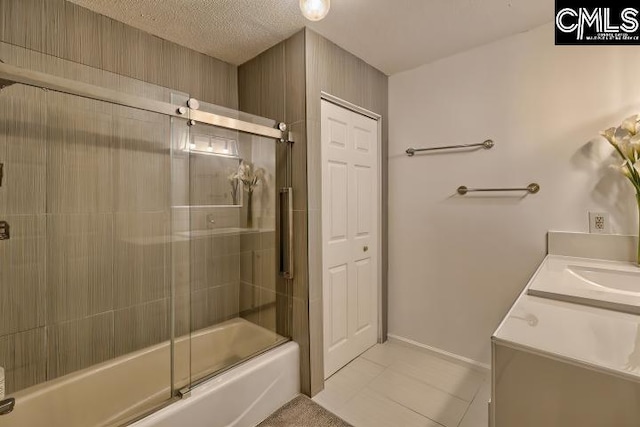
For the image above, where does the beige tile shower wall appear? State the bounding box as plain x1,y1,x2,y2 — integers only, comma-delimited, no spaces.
0,0,238,108
0,0,239,394
305,29,389,396
0,77,173,394
238,30,307,391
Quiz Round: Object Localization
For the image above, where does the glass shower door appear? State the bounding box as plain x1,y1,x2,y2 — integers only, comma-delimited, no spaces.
173,101,292,389
0,40,293,426
0,42,178,427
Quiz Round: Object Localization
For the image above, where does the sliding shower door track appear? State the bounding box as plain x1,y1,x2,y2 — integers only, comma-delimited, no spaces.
177,338,292,399
0,61,289,141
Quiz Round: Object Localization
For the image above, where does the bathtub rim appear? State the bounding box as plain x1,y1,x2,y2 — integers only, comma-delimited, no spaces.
119,323,290,426
4,318,290,427
128,340,300,427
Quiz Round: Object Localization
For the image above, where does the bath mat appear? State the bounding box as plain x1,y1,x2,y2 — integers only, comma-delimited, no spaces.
257,395,352,427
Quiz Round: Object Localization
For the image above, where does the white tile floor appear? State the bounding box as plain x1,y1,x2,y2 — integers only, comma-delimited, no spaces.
313,341,490,427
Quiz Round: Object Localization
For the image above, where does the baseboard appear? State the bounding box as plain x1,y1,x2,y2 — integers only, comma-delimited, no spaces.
387,334,491,372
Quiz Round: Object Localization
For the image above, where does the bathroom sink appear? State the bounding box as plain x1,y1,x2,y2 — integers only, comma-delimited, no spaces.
528,256,640,314
566,265,640,294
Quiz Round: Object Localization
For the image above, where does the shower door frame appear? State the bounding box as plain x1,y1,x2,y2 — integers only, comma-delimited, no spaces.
0,61,288,141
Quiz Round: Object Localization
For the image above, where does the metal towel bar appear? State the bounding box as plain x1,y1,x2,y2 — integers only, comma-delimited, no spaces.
457,183,540,195
406,139,494,156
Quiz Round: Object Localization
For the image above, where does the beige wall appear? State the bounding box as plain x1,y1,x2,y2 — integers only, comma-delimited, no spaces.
305,29,388,396
0,0,238,395
388,22,640,365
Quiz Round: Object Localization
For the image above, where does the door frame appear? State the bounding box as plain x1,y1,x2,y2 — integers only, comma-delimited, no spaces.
320,91,384,346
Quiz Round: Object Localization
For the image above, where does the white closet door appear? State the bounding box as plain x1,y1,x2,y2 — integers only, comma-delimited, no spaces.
321,99,379,378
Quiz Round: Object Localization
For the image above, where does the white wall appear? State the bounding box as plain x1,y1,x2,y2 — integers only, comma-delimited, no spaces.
388,22,640,364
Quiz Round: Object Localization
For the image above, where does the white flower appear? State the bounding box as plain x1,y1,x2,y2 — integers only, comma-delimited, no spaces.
621,114,640,135
613,161,634,180
630,134,640,163
601,127,617,146
602,115,640,193
602,125,637,161
615,126,632,144
237,161,265,192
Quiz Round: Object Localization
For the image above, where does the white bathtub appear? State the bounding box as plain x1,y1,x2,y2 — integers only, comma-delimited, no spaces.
133,341,299,427
2,318,298,427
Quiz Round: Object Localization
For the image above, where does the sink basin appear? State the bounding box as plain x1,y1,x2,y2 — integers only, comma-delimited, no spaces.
566,265,640,294
528,256,640,314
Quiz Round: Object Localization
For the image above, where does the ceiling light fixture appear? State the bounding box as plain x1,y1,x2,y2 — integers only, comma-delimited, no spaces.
300,0,330,21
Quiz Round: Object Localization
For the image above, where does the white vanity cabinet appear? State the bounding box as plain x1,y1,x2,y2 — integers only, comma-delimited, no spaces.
491,254,640,427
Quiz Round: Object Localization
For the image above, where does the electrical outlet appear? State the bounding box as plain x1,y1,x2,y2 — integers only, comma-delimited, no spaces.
589,212,610,234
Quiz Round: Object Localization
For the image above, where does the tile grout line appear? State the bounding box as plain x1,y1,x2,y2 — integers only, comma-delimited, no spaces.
362,343,485,404
316,351,388,417
466,377,489,407
322,355,389,413
362,345,476,427
324,344,489,427
359,383,448,427
456,378,490,427
384,362,482,405
455,398,475,427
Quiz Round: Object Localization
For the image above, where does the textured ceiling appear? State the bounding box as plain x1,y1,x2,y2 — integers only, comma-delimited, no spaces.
68,0,553,75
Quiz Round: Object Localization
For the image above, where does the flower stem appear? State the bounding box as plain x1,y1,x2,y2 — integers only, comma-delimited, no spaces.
637,193,640,266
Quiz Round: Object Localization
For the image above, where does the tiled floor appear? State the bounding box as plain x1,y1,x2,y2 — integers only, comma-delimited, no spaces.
313,341,490,427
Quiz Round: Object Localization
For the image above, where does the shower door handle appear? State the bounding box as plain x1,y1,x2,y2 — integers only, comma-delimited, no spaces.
0,221,8,240
279,187,294,280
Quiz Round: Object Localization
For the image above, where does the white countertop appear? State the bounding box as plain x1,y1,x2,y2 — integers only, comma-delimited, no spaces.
493,255,640,382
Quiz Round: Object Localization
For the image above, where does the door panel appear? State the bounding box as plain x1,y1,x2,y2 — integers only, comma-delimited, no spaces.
328,264,348,349
355,165,372,236
322,100,379,378
328,117,348,148
354,125,372,153
328,161,348,241
355,258,372,332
